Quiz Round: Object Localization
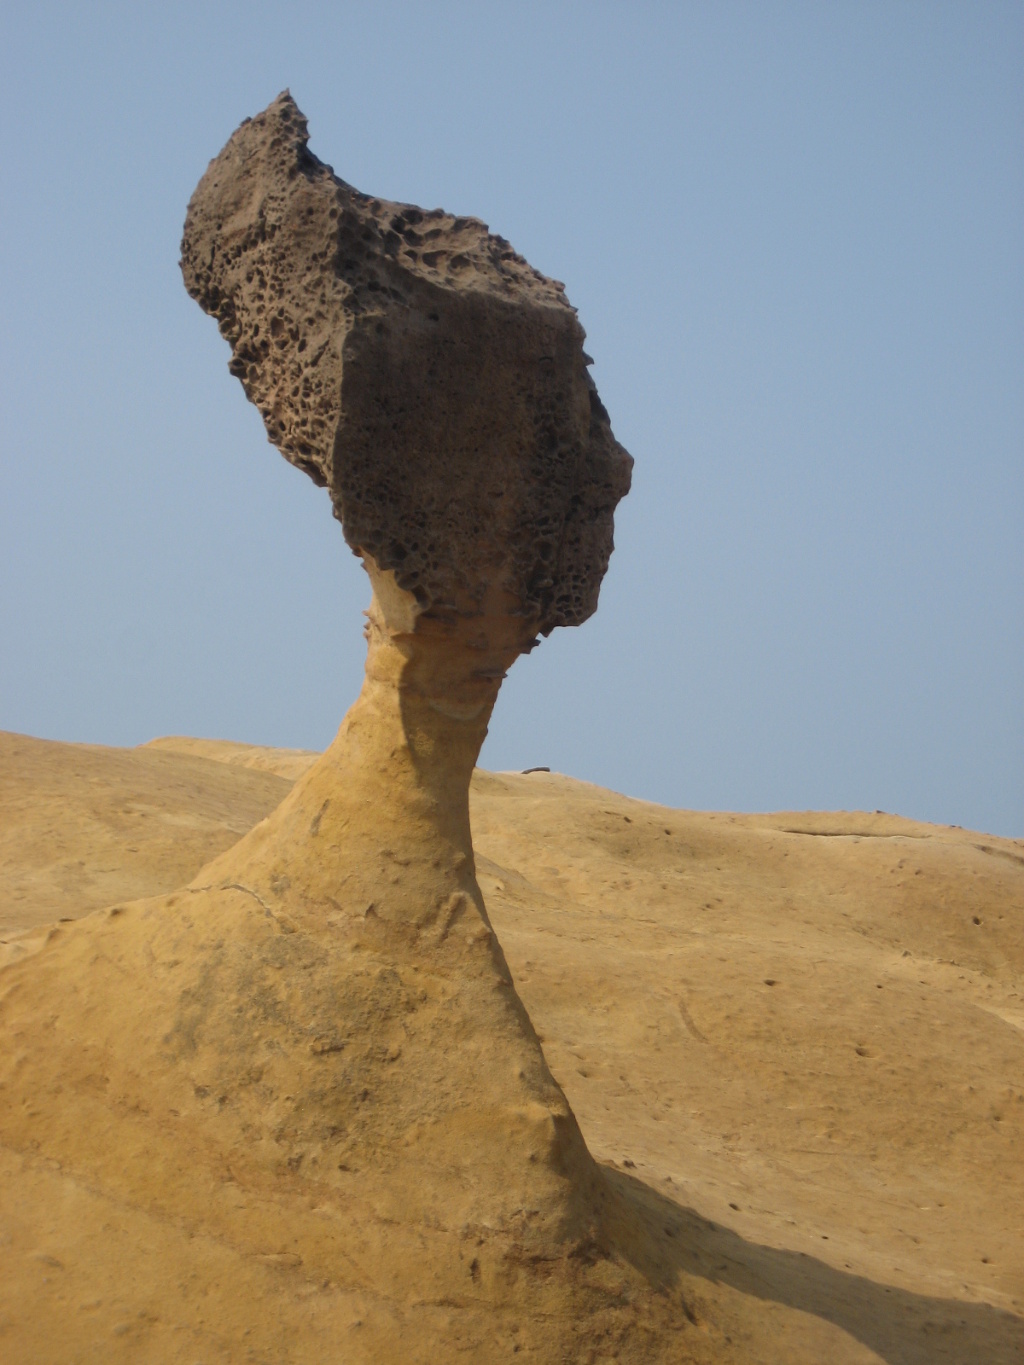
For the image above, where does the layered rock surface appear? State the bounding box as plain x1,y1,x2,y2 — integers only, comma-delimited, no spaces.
2,730,1022,1363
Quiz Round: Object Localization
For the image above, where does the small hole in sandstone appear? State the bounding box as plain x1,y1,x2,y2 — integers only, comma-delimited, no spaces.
972,916,982,925
729,1202,740,1211
764,979,776,986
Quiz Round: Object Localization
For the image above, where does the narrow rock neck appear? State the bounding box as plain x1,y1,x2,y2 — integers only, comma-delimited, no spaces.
203,575,535,927
337,562,536,852
348,607,509,855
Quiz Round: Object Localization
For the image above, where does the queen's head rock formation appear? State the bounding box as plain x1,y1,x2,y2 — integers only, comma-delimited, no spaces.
6,102,1015,1358
178,87,636,1271
0,97,723,1362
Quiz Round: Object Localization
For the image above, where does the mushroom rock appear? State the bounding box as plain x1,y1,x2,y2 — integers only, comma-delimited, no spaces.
176,85,630,1254
0,98,715,1361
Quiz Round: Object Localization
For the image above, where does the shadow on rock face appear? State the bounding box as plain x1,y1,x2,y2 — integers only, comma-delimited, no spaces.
608,1168,1024,1365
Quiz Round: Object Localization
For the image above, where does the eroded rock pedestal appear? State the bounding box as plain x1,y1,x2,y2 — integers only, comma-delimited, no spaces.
178,87,638,1250
0,97,715,1361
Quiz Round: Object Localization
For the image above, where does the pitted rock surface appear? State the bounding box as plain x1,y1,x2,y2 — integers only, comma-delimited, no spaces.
181,92,631,633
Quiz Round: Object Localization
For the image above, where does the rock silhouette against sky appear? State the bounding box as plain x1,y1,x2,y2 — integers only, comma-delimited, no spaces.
181,90,632,639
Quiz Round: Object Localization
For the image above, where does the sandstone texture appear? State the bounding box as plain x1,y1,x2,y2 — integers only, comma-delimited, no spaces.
1,730,1022,1363
181,91,631,636
0,730,293,938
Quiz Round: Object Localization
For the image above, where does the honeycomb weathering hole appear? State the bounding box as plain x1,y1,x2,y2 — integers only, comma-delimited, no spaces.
180,90,632,640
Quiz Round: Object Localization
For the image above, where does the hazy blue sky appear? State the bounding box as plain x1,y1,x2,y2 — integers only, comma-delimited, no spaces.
1,2,1021,836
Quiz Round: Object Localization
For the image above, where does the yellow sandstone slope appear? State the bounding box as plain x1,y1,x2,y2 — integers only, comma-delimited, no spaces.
0,729,1021,1363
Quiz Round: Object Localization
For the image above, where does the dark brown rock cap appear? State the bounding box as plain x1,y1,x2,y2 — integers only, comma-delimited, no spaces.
182,92,631,635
